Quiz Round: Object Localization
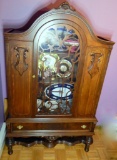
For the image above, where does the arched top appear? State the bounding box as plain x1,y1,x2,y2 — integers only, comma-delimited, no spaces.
4,1,114,46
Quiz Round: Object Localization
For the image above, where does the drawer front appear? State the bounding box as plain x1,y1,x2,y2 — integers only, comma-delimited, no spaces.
12,122,92,131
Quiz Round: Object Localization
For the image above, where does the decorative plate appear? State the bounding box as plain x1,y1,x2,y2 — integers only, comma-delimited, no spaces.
57,59,72,77
64,38,80,53
44,83,74,100
39,26,80,53
38,53,60,72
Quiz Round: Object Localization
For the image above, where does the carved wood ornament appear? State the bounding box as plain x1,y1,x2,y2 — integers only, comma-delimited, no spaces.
88,53,103,78
14,47,29,76
59,2,75,11
6,136,93,154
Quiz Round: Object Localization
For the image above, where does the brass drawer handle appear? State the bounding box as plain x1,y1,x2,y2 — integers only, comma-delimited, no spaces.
17,125,23,130
81,125,87,129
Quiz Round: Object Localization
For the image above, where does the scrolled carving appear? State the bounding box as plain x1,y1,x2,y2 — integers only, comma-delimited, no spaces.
6,136,93,154
88,53,103,78
14,46,29,76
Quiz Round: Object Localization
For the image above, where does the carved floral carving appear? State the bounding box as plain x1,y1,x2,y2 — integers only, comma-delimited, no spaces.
88,53,103,78
14,47,29,76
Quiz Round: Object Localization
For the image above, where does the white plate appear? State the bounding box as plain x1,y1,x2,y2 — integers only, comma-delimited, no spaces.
45,83,73,100
57,59,72,77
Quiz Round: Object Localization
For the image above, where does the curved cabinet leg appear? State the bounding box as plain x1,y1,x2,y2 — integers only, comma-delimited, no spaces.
85,136,93,152
7,138,14,155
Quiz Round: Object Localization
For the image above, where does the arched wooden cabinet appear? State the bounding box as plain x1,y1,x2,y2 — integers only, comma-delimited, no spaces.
4,2,114,154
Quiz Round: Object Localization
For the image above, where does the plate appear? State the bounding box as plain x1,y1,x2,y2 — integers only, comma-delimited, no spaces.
39,26,80,52
57,59,72,77
44,83,74,100
39,27,68,52
38,53,60,73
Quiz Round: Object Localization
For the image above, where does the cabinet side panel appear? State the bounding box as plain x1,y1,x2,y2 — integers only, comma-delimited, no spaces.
6,41,33,117
76,46,111,117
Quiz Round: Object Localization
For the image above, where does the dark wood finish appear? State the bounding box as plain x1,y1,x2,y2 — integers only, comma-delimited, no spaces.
5,41,33,117
12,123,92,130
4,1,114,154
6,138,14,155
6,136,92,152
6,117,97,123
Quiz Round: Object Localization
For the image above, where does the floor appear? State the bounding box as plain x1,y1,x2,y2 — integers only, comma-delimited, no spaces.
1,127,117,160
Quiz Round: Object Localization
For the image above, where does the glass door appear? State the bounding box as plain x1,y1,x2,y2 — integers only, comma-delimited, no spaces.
36,24,80,115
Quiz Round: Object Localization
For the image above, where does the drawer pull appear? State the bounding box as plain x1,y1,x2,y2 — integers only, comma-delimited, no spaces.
17,125,23,130
81,125,87,129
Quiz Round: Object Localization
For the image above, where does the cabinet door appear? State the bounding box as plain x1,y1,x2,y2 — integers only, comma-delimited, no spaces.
75,46,110,117
6,41,33,117
33,22,86,117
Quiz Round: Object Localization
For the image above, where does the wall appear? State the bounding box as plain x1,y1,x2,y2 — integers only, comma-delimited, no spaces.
0,0,117,125
0,67,4,130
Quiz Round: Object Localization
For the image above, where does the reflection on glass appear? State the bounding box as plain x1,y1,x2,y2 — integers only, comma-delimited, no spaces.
37,25,80,115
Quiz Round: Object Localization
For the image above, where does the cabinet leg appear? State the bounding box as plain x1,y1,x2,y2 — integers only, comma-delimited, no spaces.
85,136,93,152
7,138,14,155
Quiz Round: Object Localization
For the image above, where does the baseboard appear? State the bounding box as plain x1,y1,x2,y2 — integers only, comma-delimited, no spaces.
0,123,6,158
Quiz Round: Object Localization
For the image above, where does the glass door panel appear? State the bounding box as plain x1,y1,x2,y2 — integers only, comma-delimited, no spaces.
36,24,80,115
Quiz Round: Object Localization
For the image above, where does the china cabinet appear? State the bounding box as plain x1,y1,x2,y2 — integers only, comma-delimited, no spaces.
4,2,114,154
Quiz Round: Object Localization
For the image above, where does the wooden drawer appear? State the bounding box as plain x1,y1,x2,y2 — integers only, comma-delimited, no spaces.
12,122,92,131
